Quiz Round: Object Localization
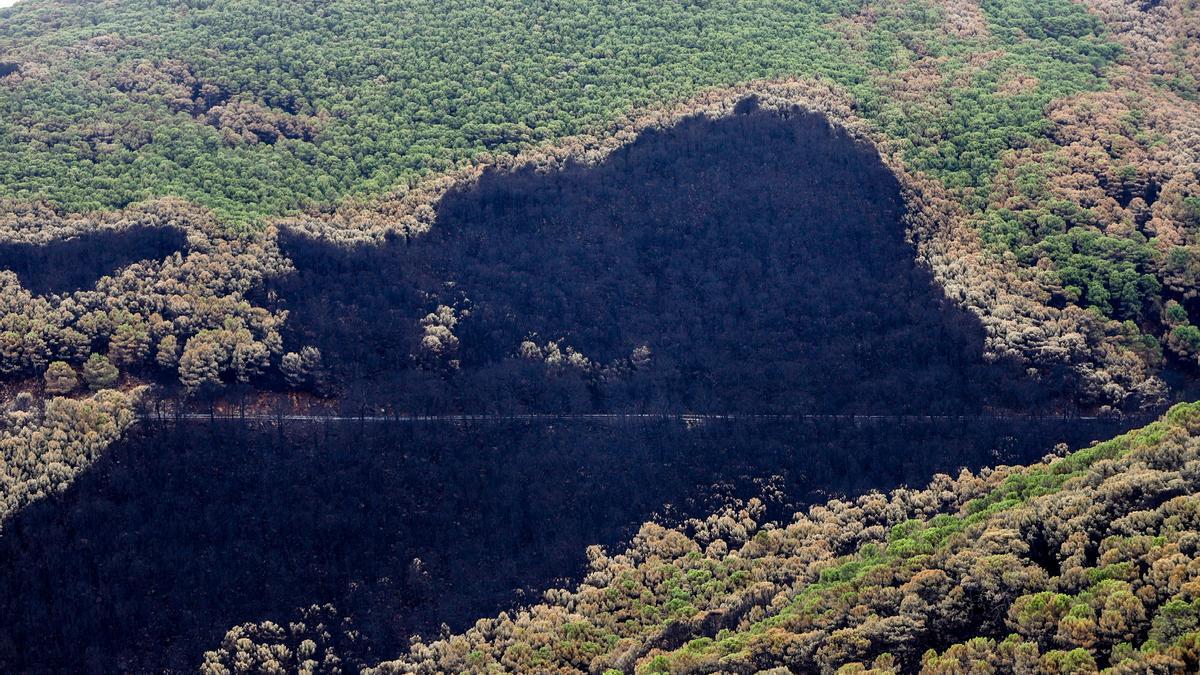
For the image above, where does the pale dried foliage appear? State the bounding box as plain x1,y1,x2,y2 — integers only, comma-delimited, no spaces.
357,451,1016,672
940,0,989,39
278,79,1164,407
0,387,142,526
201,604,361,675
0,0,1189,409
0,199,290,388
203,98,321,147
280,81,886,246
878,56,953,106
0,79,1166,406
1082,0,1200,97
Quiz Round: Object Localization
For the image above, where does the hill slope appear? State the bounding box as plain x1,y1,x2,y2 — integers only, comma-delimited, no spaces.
1,0,1198,408
200,403,1200,673
0,0,1115,223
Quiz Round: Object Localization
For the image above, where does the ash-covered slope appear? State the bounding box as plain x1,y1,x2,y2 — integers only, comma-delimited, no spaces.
202,404,1200,673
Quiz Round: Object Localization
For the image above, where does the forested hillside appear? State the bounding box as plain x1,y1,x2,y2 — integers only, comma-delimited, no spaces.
3,416,1127,671
0,0,1197,410
0,0,1110,222
201,403,1200,673
3,0,1200,671
0,387,140,523
271,109,1079,415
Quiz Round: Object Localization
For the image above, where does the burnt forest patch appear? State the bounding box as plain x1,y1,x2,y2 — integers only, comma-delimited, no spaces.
272,107,1077,415
0,226,187,296
0,416,1134,672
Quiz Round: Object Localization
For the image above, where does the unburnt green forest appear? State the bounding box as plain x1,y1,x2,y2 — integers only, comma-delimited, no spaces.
0,0,1111,221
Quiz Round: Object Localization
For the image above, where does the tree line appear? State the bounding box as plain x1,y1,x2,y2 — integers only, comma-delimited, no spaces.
0,412,1126,671
271,108,1081,416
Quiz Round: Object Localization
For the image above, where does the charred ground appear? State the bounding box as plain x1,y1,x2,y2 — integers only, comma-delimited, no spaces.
0,417,1131,671
272,108,1075,415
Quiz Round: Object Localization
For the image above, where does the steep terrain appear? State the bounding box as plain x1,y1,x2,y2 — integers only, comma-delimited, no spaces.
202,404,1200,673
1,0,1200,672
271,108,1070,414
0,417,1125,671
0,0,1197,408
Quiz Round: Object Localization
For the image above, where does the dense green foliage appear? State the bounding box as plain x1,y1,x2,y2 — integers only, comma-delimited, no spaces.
274,110,1076,415
5,416,1119,671
5,3,1200,671
0,0,1114,224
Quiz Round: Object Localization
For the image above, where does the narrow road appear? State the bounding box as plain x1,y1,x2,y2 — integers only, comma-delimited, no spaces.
146,411,1132,423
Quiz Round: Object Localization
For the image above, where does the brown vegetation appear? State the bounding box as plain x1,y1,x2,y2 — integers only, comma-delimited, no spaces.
0,1,1195,403
278,80,1168,408
0,199,290,394
0,387,141,525
4,0,1200,409
0,78,1174,407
